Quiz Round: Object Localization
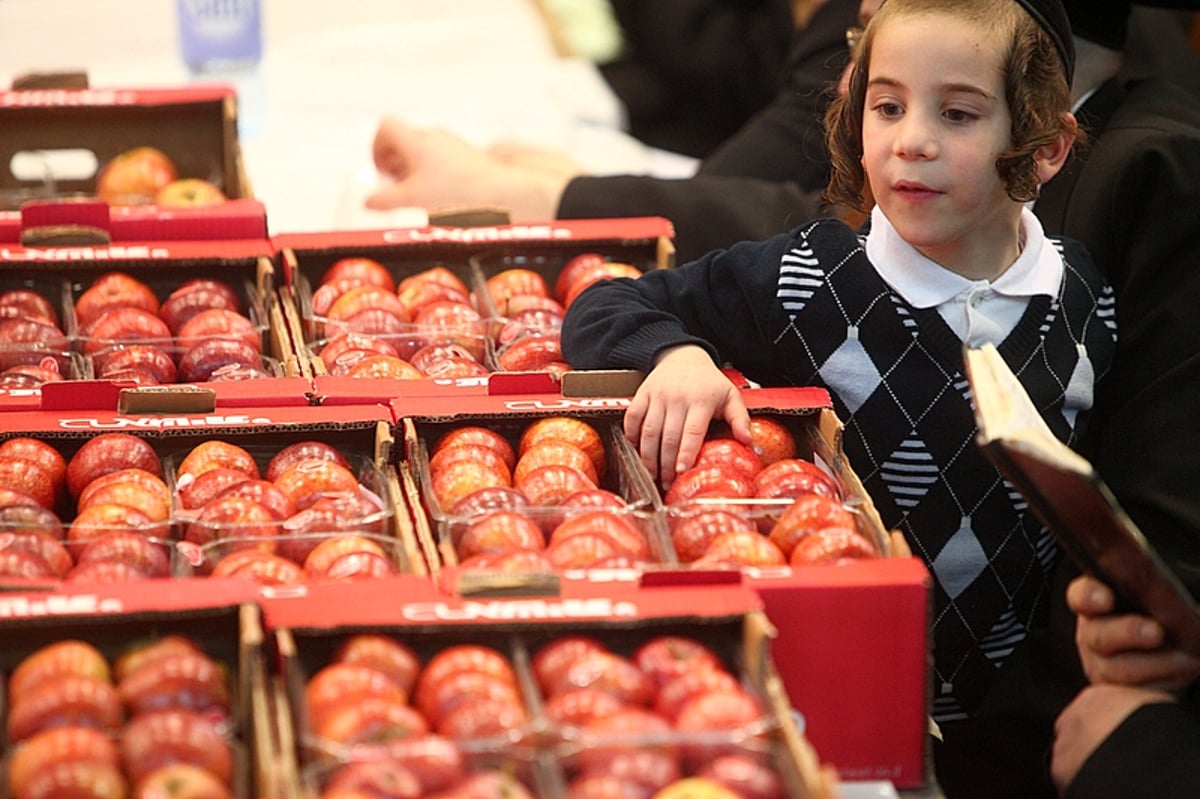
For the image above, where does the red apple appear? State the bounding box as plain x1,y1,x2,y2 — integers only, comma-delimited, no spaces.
513,440,598,487
73,530,171,578
0,457,57,509
789,526,879,565
674,687,766,768
117,649,230,717
555,252,608,305
570,707,677,781
209,549,307,586
695,754,786,799
66,503,159,543
322,257,396,293
382,735,466,795
9,640,110,697
114,636,203,682
543,686,629,729
317,333,400,368
455,547,555,574
66,433,163,499
746,417,799,467
177,467,254,511
435,694,528,740
155,178,227,207
94,343,179,383
767,494,858,559
414,645,518,705
514,464,595,507
0,361,68,388
77,470,171,522
82,308,173,353
485,268,549,310
531,635,608,694
495,333,563,372
430,459,511,514
322,760,421,799
0,503,63,536
496,308,564,347
669,508,757,563
185,495,278,552
328,285,411,326
456,510,545,561
273,459,361,511
548,510,649,561
694,438,763,479
302,534,390,577
7,726,121,799
518,416,607,480
752,458,840,501
133,762,234,799
0,289,59,325
2,531,73,577
562,261,643,309
176,441,259,484
74,272,159,329
693,530,786,569
314,695,428,747
95,146,178,206
448,485,529,519
343,354,425,380
178,338,262,382
265,440,350,483
213,478,297,520
431,427,516,471
306,662,410,730
428,444,512,486
0,547,55,579
434,769,536,799
564,774,654,799
175,308,261,352
18,759,129,799
333,635,420,696
6,674,123,742
396,279,471,322
415,668,524,728
159,279,242,334
633,636,724,688
663,464,755,505
654,667,742,722
0,437,67,496
545,650,654,706
119,708,234,784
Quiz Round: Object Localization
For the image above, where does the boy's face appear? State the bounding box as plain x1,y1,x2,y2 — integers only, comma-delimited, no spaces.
861,10,1022,277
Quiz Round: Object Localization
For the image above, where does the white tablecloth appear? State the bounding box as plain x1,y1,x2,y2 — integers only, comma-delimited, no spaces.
1,0,697,233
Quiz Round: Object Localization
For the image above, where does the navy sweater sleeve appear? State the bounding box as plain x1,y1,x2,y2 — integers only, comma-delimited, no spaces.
560,230,796,373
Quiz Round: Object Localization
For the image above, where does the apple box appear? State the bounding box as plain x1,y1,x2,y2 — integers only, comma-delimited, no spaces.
271,218,674,396
0,86,250,210
0,405,427,586
261,578,835,799
0,578,275,799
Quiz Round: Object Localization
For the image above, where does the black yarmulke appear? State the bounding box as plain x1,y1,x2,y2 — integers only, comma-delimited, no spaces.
1014,0,1077,81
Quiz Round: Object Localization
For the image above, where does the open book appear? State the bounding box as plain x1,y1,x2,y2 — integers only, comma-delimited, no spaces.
965,343,1200,654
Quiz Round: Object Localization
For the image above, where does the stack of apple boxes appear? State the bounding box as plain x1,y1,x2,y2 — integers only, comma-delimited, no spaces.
0,94,931,798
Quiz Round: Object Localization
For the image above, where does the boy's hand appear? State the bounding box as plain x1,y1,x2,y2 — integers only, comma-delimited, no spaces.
624,345,750,488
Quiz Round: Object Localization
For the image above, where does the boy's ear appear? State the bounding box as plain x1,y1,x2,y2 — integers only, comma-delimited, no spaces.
1035,112,1078,184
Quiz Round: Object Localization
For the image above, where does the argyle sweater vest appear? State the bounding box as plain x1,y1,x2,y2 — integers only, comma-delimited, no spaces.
771,221,1117,724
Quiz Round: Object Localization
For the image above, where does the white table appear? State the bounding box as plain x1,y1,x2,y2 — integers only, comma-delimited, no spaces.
0,0,696,233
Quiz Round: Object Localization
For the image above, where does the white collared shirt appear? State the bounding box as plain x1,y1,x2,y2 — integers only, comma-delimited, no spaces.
863,206,1062,347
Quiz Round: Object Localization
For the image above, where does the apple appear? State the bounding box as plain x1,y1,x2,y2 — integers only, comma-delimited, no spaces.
328,285,411,326
66,558,157,583
396,279,471,322
73,530,172,578
119,708,234,784
381,735,466,794
176,441,259,484
0,288,59,325
694,754,786,799
82,308,173,353
9,640,110,697
663,464,755,506
312,277,376,318
669,509,757,564
518,416,607,480
66,503,158,544
179,338,262,383
435,694,528,740
0,361,68,388
633,636,725,688
302,534,390,577
176,467,253,511
693,530,786,569
653,667,742,722
432,770,536,799
0,487,47,510
0,503,64,537
649,778,741,799
175,308,261,352
95,146,178,205
185,494,278,552
66,433,163,498
495,333,564,372
0,547,55,579
555,253,608,305
159,279,242,333
554,487,627,521
417,354,491,379
94,343,179,383
674,687,766,768
545,530,628,570
117,649,230,717
447,485,529,520
212,478,297,521
74,272,160,330
133,762,235,799
313,695,428,747
431,427,516,471
456,510,544,561
17,760,129,799
0,437,67,496
513,440,598,487
514,464,595,507
333,635,420,696
545,650,654,706
317,333,399,368
766,494,858,559
415,668,524,728
412,300,486,336
7,726,121,799
114,636,203,682
429,444,513,486
306,662,410,730
455,548,555,574
209,549,307,585
565,774,655,799
0,457,57,509
496,308,564,348
562,261,643,309
530,635,608,693
322,760,421,799
6,673,123,742
571,707,678,780
414,645,518,711
694,438,763,479
273,459,361,511
342,354,425,380
265,441,349,482
430,459,511,515
542,686,628,728
485,268,549,310
398,265,469,296
322,257,397,293
2,532,73,577
155,178,227,207
789,526,879,565
753,458,840,501
548,510,649,561
746,417,799,467
77,469,171,522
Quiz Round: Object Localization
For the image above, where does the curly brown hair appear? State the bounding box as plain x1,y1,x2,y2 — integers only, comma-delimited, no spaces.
823,0,1080,213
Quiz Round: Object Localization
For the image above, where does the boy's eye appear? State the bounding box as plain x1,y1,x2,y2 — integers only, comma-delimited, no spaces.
944,108,978,123
872,102,903,117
